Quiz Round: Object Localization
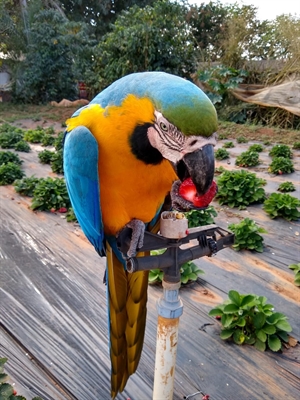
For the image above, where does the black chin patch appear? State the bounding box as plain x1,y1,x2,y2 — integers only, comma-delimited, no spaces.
129,123,163,165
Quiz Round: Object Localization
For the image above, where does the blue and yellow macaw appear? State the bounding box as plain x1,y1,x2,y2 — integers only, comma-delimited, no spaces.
63,72,218,398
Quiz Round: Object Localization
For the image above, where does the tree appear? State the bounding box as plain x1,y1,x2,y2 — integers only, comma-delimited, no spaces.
89,0,198,94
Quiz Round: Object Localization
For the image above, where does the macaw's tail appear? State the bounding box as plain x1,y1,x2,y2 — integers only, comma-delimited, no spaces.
106,219,161,399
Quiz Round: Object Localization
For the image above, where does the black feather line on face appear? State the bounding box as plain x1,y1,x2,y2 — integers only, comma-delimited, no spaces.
129,123,163,165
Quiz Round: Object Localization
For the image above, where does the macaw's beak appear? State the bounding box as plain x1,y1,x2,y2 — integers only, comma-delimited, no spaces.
176,144,215,195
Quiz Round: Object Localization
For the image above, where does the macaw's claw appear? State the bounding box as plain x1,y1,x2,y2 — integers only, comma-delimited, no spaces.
170,179,195,212
118,218,145,258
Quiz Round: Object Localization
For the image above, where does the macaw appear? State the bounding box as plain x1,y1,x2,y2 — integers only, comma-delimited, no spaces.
63,71,218,398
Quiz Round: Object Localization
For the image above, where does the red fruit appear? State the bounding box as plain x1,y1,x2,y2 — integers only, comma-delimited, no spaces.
13,390,18,395
179,178,217,208
58,207,68,213
202,395,210,400
215,315,221,320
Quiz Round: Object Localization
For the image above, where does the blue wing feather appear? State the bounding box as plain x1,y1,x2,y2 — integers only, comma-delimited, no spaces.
63,126,105,256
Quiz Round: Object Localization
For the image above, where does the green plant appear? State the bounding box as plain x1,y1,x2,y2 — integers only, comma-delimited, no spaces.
54,132,64,151
44,126,55,135
215,148,230,160
149,268,164,284
263,139,271,146
248,144,263,152
268,157,294,174
66,207,78,222
277,182,296,192
31,177,71,211
216,170,266,208
51,149,64,174
269,144,292,158
14,140,31,152
214,166,226,175
0,151,23,165
235,151,260,167
209,290,292,352
218,133,228,140
289,263,300,286
0,357,42,400
0,162,25,185
263,193,300,221
292,141,300,149
38,149,55,164
222,141,234,148
23,128,45,143
228,218,267,252
0,124,24,149
185,206,217,227
41,134,55,146
14,176,40,197
236,136,248,144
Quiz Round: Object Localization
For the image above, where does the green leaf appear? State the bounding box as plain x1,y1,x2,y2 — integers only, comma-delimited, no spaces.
228,290,241,306
276,320,292,332
253,312,266,329
256,330,267,342
223,304,240,314
240,294,256,307
262,324,276,335
0,383,14,397
0,372,8,382
276,330,289,342
220,329,234,340
233,329,245,345
208,308,223,317
223,314,234,328
267,335,282,352
254,338,266,352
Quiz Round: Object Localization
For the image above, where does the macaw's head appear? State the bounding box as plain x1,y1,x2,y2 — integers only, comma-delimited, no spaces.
129,75,218,196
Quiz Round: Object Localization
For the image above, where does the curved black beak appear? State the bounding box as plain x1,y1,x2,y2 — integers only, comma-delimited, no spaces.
177,144,215,195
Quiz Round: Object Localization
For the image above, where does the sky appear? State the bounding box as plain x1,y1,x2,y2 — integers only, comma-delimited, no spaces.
190,0,300,21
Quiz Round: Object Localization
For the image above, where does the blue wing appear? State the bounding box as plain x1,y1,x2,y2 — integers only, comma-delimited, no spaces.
63,126,105,256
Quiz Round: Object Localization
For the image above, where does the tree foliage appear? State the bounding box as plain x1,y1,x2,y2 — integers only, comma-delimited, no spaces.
89,0,197,93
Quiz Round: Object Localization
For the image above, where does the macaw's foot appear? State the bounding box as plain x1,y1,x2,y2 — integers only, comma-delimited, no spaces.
118,218,145,258
170,179,195,212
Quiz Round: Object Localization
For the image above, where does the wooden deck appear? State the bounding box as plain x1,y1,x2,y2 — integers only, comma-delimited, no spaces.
1,141,300,400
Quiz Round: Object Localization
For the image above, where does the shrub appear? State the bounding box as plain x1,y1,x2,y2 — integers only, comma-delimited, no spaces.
268,157,294,174
0,128,24,149
277,182,296,192
215,148,230,160
223,141,235,148
228,218,267,252
14,176,40,197
41,134,56,147
23,129,45,143
235,151,260,167
14,140,31,152
269,144,292,158
0,162,25,185
292,142,300,150
38,149,55,164
31,177,71,211
218,133,228,140
236,136,248,143
209,290,292,352
263,193,300,221
54,132,65,151
185,206,217,227
216,170,266,208
248,144,263,152
0,151,23,166
289,263,300,286
51,149,64,174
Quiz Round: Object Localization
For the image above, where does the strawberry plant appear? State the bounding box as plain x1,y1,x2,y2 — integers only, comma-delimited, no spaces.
214,166,226,175
14,176,40,197
23,129,45,143
216,169,266,208
289,263,300,286
269,144,292,159
41,134,55,147
0,357,42,400
236,136,248,144
292,142,300,150
0,126,24,149
277,182,296,192
38,149,55,164
263,193,300,221
218,133,228,140
222,141,234,148
185,206,217,227
54,132,64,151
215,148,230,160
235,151,260,167
228,218,267,252
0,151,23,166
31,177,71,211
66,207,78,222
268,157,294,174
248,144,263,152
209,290,292,352
51,149,64,174
14,140,31,152
0,163,25,185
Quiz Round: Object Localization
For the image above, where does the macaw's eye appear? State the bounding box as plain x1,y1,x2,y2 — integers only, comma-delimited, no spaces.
160,122,168,132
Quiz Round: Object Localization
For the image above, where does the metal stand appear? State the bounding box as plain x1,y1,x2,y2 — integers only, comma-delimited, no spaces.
117,212,234,399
